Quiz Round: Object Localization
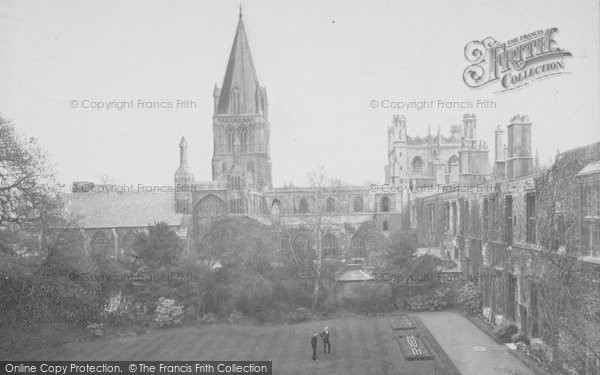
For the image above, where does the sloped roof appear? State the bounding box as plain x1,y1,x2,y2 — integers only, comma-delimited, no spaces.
62,192,182,229
576,160,600,177
217,16,260,115
336,268,373,282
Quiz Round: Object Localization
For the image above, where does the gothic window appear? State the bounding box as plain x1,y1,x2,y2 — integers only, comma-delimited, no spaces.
271,199,281,214
299,197,309,214
393,161,400,178
227,127,235,153
326,197,335,213
249,124,256,152
246,161,255,185
380,196,390,212
195,195,227,218
353,197,363,212
526,193,536,244
261,197,268,214
412,157,423,176
351,234,367,258
239,127,248,153
293,234,311,264
229,198,245,214
322,234,338,258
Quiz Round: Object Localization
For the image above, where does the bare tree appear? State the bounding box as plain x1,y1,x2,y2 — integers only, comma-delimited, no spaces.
296,167,343,310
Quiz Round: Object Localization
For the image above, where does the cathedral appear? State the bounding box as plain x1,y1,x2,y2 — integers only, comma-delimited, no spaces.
64,12,494,266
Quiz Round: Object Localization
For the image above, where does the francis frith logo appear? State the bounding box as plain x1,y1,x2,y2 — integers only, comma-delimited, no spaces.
463,27,572,92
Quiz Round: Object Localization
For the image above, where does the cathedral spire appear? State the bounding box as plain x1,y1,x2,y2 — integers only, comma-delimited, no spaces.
177,136,190,173
216,12,260,115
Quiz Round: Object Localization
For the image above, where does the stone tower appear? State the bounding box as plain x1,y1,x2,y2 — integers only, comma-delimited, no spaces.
385,114,408,185
174,137,194,214
211,11,272,192
506,115,533,180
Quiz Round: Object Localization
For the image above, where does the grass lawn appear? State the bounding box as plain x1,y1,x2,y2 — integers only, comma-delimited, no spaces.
7,314,460,375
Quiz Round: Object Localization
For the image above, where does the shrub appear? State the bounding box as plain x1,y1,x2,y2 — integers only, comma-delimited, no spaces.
456,282,482,315
287,307,311,324
402,288,450,311
153,297,184,328
344,282,393,313
230,273,273,314
511,331,530,345
494,320,519,343
201,313,217,324
227,310,243,325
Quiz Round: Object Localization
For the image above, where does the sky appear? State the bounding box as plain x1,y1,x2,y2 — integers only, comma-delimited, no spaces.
0,0,599,189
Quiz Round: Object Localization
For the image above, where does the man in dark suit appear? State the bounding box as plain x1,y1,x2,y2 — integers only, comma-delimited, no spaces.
320,326,331,354
311,331,318,361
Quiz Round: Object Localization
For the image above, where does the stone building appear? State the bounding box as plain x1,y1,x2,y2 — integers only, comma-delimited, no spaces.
414,113,600,372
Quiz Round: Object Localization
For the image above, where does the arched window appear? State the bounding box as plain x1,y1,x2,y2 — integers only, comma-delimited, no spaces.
299,197,309,214
326,197,335,213
412,157,423,176
239,127,248,153
195,194,227,218
293,234,311,264
227,127,235,153
353,197,363,212
381,196,390,212
246,161,255,185
383,220,389,231
249,124,256,152
322,234,338,258
271,199,281,214
351,234,367,258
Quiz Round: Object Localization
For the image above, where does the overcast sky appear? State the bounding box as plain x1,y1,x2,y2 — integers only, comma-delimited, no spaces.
0,0,598,189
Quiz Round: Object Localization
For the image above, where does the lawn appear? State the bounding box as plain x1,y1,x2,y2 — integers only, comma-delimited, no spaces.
8,314,460,375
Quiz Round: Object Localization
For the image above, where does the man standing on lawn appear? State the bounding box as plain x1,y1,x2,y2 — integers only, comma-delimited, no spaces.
311,331,319,361
320,326,331,354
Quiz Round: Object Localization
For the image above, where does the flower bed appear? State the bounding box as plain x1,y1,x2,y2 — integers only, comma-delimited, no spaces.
396,335,433,360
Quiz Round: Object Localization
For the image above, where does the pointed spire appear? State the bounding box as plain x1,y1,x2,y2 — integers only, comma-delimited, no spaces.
239,4,243,19
178,137,189,172
217,11,261,115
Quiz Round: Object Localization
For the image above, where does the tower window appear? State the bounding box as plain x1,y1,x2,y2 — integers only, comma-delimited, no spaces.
412,157,423,177
353,197,363,212
227,128,235,153
326,197,335,213
381,196,390,212
299,198,309,214
240,127,248,153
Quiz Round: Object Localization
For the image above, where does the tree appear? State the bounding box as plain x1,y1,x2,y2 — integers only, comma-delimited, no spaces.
0,116,61,255
295,167,344,310
132,222,183,271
